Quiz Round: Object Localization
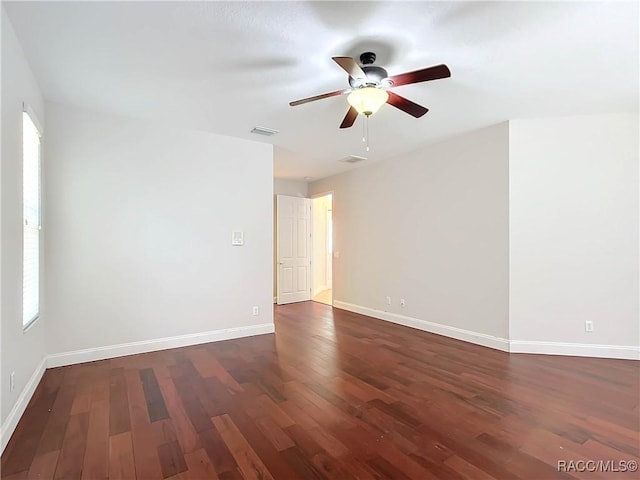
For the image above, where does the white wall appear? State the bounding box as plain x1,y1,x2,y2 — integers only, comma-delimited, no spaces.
1,9,47,439
509,114,639,351
273,179,308,299
309,114,638,359
274,179,308,198
44,103,274,356
309,123,510,342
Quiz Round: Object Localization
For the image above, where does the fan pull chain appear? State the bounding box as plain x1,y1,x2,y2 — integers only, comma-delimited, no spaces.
365,115,370,152
360,115,371,152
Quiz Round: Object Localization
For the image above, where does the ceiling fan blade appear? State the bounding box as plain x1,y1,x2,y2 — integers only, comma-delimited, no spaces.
388,64,451,88
332,56,367,81
386,91,429,118
290,89,349,107
339,106,358,129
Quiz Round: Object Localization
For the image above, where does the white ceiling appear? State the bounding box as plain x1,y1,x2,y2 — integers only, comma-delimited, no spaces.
4,1,638,181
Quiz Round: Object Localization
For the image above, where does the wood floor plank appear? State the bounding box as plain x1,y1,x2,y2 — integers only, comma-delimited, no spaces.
81,399,109,480
156,377,201,454
309,450,357,480
283,423,323,458
212,414,275,480
196,376,231,418
367,455,412,480
170,371,214,434
305,427,349,458
108,369,130,436
124,368,164,479
152,418,178,447
197,427,241,479
247,394,295,428
185,348,219,378
280,446,325,480
188,347,244,395
183,448,220,480
253,415,295,452
36,384,76,455
108,432,135,480
2,302,638,480
1,472,28,480
140,368,170,423
70,391,92,416
444,455,499,480
474,432,576,480
278,397,321,431
1,388,58,476
408,451,467,480
157,440,188,478
27,450,59,480
225,409,300,480
53,412,89,480
357,405,419,454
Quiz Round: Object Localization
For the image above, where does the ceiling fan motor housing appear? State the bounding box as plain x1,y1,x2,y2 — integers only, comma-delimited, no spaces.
349,67,389,88
348,52,391,88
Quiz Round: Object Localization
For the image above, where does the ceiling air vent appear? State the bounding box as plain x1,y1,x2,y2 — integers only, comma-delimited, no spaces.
250,126,279,136
339,155,367,164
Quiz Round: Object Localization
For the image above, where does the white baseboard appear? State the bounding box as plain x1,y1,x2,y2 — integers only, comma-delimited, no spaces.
333,301,510,352
334,300,639,360
47,323,275,368
510,340,640,360
1,356,47,454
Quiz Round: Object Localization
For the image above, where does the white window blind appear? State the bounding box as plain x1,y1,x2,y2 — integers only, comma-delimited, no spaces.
23,110,41,327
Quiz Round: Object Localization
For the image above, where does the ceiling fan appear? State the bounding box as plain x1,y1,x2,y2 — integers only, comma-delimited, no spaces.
289,52,451,129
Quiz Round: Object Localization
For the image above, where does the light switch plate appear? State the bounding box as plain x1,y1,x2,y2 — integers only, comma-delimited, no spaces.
232,231,244,246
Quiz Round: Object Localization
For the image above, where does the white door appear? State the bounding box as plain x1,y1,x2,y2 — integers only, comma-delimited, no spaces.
277,195,311,304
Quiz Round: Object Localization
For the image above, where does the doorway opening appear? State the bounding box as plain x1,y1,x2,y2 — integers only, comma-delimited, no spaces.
311,193,333,306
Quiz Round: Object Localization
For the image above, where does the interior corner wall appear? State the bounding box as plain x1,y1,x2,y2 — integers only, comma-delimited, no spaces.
309,123,510,342
1,9,48,443
509,114,639,351
273,179,308,300
44,103,274,357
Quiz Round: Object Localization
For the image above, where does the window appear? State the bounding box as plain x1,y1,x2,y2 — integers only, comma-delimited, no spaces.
23,109,41,328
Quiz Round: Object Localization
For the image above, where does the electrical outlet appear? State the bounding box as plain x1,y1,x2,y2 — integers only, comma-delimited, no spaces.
386,296,391,305
252,306,259,316
10,371,15,392
400,299,406,308
585,320,594,332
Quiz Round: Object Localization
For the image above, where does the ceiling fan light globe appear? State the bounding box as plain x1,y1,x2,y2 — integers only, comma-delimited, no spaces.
347,87,389,116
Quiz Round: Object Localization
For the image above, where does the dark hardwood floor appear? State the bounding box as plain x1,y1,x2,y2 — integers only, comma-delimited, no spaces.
2,301,639,479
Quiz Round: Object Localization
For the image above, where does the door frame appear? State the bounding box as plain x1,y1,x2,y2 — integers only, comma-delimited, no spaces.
310,191,334,306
